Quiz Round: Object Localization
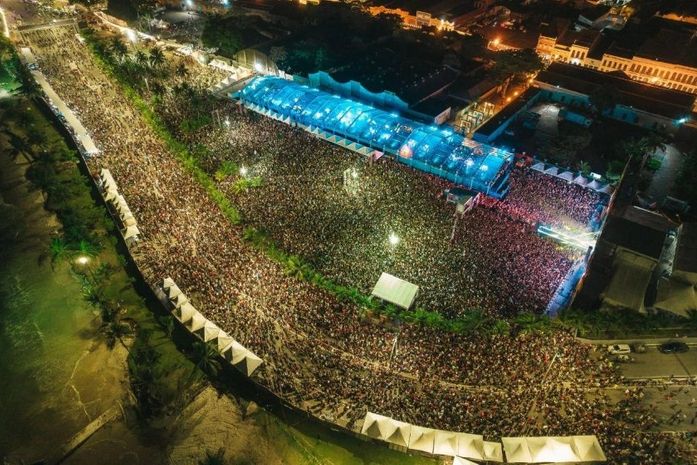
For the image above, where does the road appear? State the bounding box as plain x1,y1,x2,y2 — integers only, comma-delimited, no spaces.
620,343,697,379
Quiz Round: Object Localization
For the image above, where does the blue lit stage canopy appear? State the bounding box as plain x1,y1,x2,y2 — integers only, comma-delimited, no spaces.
237,76,513,195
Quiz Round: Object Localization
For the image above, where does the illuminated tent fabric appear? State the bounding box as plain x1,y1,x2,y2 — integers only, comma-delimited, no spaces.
361,412,397,441
194,320,220,342
186,311,207,332
557,171,574,182
587,180,602,190
162,277,176,290
528,437,579,463
599,184,613,194
531,162,546,172
573,174,589,186
385,422,412,448
456,433,485,461
222,341,264,376
453,457,479,465
175,302,196,323
123,225,140,240
104,189,118,203
502,437,533,463
238,76,511,194
100,169,115,187
572,436,606,462
434,430,459,456
408,426,437,454
216,331,235,353
371,272,419,310
123,216,137,227
168,284,183,299
545,166,559,176
170,292,189,308
482,441,504,462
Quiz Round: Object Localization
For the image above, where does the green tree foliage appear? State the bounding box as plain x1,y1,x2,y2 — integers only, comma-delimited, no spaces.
674,149,697,207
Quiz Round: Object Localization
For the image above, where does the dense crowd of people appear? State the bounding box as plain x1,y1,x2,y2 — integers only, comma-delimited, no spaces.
21,23,696,465
159,95,587,318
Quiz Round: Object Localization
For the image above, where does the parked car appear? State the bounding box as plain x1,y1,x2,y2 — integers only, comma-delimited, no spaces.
659,342,689,354
608,344,631,355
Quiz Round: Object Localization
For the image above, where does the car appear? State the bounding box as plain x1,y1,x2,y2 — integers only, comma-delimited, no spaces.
608,344,631,355
659,341,689,354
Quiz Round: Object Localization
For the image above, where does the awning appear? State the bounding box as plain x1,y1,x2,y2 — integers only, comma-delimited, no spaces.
371,272,419,309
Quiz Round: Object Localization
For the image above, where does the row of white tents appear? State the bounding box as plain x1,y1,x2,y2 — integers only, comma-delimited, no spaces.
361,412,503,462
99,169,140,244
162,277,263,377
361,412,606,464
531,162,613,195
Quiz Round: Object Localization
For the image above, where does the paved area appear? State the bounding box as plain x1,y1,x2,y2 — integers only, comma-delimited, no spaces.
646,144,684,203
619,344,697,379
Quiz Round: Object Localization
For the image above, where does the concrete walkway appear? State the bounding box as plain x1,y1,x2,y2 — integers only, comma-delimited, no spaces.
646,145,684,203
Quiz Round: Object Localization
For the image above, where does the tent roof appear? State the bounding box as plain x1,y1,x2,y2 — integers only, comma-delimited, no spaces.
572,435,606,462
175,302,197,323
371,272,419,310
168,284,182,299
502,437,533,463
186,311,207,332
196,320,221,342
456,433,484,460
502,436,605,463
162,277,175,290
123,225,140,239
483,441,504,462
216,331,235,353
434,430,459,456
408,426,436,454
452,457,479,465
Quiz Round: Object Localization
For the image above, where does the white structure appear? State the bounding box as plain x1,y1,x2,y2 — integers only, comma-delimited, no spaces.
371,272,419,310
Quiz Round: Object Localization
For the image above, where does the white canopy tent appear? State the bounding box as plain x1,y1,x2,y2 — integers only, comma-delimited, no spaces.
434,430,459,456
361,412,398,441
168,284,183,299
170,292,189,308
174,302,197,323
502,436,606,463
371,272,419,310
123,225,140,241
162,277,176,290
222,340,264,376
483,441,504,463
456,433,485,461
408,426,437,454
452,457,479,465
186,311,207,333
194,320,221,342
216,331,235,353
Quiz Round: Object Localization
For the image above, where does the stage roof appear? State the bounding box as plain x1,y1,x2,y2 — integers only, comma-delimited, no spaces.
238,76,512,195
371,272,419,310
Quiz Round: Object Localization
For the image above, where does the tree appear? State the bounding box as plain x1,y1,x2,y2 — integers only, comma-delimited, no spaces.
190,340,222,379
134,49,149,69
175,62,189,79
149,47,165,68
491,49,543,98
100,318,133,350
49,236,70,266
110,37,128,63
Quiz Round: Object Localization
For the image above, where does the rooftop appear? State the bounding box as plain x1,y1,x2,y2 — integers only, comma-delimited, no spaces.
535,62,696,120
600,206,678,260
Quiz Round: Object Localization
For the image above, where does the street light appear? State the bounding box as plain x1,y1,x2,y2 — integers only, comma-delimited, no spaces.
224,117,230,127
240,166,248,177
388,233,400,246
76,256,90,265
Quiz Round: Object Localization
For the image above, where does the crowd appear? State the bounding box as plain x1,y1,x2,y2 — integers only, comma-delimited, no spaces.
159,94,586,318
21,23,697,465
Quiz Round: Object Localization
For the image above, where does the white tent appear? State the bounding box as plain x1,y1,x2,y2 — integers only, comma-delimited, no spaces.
186,311,207,333
104,188,119,203
371,272,419,310
598,184,614,194
434,430,459,456
483,441,504,463
170,292,189,308
222,340,264,376
587,180,602,190
216,331,235,353
123,225,140,241
168,284,183,299
545,166,559,176
123,216,137,227
572,436,606,462
162,277,176,290
408,426,436,454
361,412,397,441
453,457,479,465
502,437,533,463
573,174,589,186
557,171,574,181
531,162,546,172
194,320,221,342
175,302,196,323
528,437,579,463
456,433,485,461
385,422,412,448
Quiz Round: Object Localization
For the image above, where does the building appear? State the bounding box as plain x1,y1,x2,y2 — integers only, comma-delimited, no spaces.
536,18,697,94
534,62,696,133
367,0,480,31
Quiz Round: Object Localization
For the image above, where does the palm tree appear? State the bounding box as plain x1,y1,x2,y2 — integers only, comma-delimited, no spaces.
176,62,189,79
100,318,133,351
135,50,150,69
149,47,165,68
190,340,222,379
72,238,100,257
577,160,591,176
110,37,128,63
49,236,70,266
